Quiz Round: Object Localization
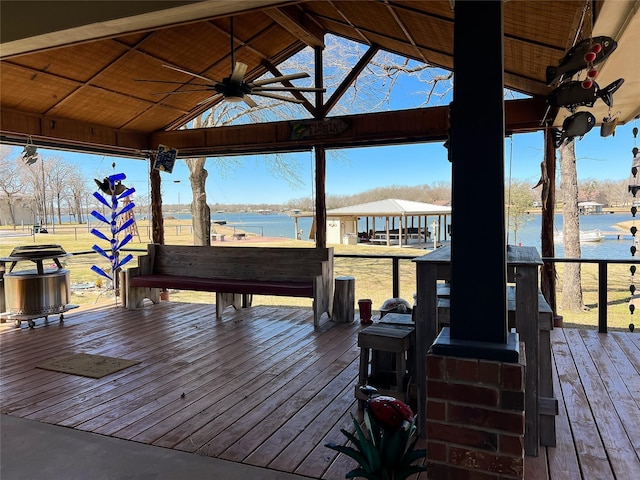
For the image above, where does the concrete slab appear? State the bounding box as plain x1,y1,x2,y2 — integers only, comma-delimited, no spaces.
0,415,316,480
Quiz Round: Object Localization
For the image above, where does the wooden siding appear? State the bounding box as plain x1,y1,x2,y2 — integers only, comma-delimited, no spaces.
1,302,638,479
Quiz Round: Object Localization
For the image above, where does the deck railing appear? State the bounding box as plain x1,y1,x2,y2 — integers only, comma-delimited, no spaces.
334,253,640,333
8,249,637,334
541,257,640,333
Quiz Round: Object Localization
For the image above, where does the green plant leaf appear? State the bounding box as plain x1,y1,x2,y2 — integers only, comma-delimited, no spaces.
340,428,362,451
401,448,427,466
365,409,382,446
325,443,371,469
352,414,380,472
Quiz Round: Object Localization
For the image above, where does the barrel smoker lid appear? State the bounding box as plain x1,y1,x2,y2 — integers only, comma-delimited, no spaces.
9,244,67,258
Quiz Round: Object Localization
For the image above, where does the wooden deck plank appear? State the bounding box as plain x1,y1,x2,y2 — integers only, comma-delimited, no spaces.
6,305,236,421
2,302,639,480
575,329,640,476
111,312,314,440
235,358,359,466
598,332,640,411
122,310,333,443
610,330,640,374
598,332,640,438
151,319,352,451
550,328,614,479
263,377,359,472
78,310,309,434
192,331,358,458
545,328,581,480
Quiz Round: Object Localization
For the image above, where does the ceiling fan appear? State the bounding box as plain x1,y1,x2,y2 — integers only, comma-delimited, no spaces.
138,17,324,108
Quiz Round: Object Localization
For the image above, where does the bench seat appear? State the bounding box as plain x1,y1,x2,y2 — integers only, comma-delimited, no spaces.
124,244,334,327
128,274,314,297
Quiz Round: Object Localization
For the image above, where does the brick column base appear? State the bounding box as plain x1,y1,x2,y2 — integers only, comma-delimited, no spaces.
425,346,525,479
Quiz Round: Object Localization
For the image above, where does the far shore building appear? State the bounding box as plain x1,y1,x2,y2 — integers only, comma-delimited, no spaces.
578,201,604,215
293,198,451,247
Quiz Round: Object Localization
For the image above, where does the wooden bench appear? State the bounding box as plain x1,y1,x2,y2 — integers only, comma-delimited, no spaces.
211,233,226,241
124,244,334,327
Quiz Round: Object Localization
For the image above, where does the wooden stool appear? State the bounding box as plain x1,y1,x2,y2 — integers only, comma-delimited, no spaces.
357,324,414,406
333,276,355,323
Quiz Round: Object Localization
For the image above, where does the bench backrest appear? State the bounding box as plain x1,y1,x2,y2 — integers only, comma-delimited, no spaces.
149,244,333,282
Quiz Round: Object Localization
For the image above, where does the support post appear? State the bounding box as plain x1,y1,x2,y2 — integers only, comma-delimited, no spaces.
149,155,164,245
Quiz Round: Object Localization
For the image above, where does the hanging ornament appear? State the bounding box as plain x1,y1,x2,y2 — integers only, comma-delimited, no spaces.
581,78,593,90
90,172,136,303
629,119,639,331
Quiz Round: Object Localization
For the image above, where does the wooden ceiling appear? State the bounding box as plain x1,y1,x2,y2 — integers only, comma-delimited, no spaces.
1,1,638,158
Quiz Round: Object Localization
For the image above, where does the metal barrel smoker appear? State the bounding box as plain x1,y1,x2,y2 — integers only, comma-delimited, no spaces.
1,245,74,328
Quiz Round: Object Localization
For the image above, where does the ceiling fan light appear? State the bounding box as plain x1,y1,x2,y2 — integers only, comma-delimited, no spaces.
225,95,243,103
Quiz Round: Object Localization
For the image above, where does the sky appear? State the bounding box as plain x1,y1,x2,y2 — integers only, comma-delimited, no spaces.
20,119,637,207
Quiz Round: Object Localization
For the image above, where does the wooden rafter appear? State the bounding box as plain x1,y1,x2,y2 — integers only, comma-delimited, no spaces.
382,0,430,64
264,5,325,48
317,44,379,118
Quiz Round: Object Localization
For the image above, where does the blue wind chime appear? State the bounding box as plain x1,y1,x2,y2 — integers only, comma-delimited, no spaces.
90,173,136,291
628,124,639,332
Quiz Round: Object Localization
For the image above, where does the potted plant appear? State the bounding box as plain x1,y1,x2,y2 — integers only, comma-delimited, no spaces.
326,386,427,479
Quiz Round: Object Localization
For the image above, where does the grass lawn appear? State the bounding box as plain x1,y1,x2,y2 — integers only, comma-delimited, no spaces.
1,219,634,331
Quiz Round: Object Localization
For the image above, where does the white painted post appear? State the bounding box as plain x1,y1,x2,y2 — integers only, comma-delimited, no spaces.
431,220,439,250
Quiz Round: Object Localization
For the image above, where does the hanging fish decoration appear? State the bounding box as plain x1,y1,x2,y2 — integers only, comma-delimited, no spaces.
552,111,596,148
94,177,127,196
547,78,624,110
546,36,617,86
600,112,620,138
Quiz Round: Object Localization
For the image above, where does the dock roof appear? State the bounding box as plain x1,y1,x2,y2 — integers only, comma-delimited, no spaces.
327,199,451,217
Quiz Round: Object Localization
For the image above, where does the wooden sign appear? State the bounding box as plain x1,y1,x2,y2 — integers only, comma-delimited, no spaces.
153,144,178,173
289,119,349,140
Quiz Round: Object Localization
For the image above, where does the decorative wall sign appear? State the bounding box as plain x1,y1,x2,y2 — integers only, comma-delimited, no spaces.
153,144,178,173
290,119,349,140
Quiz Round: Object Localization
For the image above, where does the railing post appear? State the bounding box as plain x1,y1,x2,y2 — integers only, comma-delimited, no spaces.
392,257,400,298
598,261,608,333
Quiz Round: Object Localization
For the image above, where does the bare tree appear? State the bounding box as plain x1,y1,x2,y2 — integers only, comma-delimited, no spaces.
46,156,75,224
506,180,535,245
0,146,25,226
18,153,51,225
559,139,584,311
67,170,90,223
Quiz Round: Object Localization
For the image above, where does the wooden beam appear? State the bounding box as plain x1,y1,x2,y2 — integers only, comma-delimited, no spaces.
318,44,379,118
0,108,150,156
262,61,317,115
0,98,548,158
264,5,325,48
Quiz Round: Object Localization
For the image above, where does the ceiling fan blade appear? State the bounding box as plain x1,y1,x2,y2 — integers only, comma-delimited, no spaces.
230,62,247,84
252,92,305,103
243,96,258,108
252,86,325,92
197,93,223,106
134,79,214,87
163,64,220,85
251,72,310,86
151,88,216,95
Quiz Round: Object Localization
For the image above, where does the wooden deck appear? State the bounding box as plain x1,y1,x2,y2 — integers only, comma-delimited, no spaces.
1,301,638,479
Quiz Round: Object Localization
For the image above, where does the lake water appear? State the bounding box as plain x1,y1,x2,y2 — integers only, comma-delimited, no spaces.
188,211,637,260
